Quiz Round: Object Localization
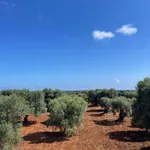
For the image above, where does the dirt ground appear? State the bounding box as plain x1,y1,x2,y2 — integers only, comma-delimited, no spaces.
15,106,150,150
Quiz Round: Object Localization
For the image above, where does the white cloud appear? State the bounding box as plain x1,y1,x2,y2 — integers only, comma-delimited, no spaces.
115,78,120,83
116,24,137,35
92,30,115,40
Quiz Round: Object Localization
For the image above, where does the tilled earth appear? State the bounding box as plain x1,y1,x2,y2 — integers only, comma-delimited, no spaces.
15,106,150,150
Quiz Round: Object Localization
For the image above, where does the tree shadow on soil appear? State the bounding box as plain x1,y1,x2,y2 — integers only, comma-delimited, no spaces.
89,112,105,117
23,121,37,127
88,104,98,107
41,120,49,127
23,132,68,144
94,119,120,126
109,131,150,142
140,147,150,150
87,109,104,113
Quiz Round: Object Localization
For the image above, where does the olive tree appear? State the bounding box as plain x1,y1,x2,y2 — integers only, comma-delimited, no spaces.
23,91,47,123
31,91,47,116
0,94,28,127
122,91,137,98
11,90,32,124
108,88,118,98
98,96,134,122
99,97,112,113
43,89,62,111
132,77,150,131
88,90,97,105
0,94,28,150
0,123,22,150
0,90,13,96
88,89,118,106
75,92,89,102
111,97,134,122
47,95,87,136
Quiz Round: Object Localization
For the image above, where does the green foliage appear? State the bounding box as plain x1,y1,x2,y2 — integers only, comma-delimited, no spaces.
13,89,31,101
43,89,62,101
0,94,27,150
88,90,97,105
132,77,150,131
0,89,33,114
0,123,22,150
64,126,77,137
0,90,47,123
122,91,137,98
30,91,47,116
0,94,28,127
75,93,88,102
47,95,87,136
0,90,13,96
111,97,134,121
99,97,112,113
99,96,134,121
108,88,118,98
88,89,118,106
43,89,62,111
0,123,14,148
66,92,89,103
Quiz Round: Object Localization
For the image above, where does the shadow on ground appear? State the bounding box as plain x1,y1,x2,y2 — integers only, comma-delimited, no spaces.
87,109,104,113
94,119,120,126
109,131,150,142
40,114,50,126
41,120,49,127
23,132,68,144
23,121,37,127
90,112,105,117
140,147,150,150
88,105,98,107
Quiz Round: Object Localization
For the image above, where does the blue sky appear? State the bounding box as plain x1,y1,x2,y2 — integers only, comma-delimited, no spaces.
0,0,150,90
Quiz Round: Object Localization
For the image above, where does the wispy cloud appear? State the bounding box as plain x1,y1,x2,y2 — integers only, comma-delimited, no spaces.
0,1,8,6
116,24,137,35
0,1,16,7
115,78,120,83
92,30,115,40
72,85,76,88
12,4,15,7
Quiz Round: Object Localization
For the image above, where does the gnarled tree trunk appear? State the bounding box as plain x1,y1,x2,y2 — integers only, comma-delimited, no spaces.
23,115,29,124
118,109,126,122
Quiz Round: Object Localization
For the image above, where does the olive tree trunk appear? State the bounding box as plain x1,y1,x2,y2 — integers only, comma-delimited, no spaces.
23,115,29,124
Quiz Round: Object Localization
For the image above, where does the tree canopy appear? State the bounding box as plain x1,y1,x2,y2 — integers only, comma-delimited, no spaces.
132,77,150,131
0,94,28,150
47,95,87,136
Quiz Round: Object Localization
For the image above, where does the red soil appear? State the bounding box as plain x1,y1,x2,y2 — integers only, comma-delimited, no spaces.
15,107,150,150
